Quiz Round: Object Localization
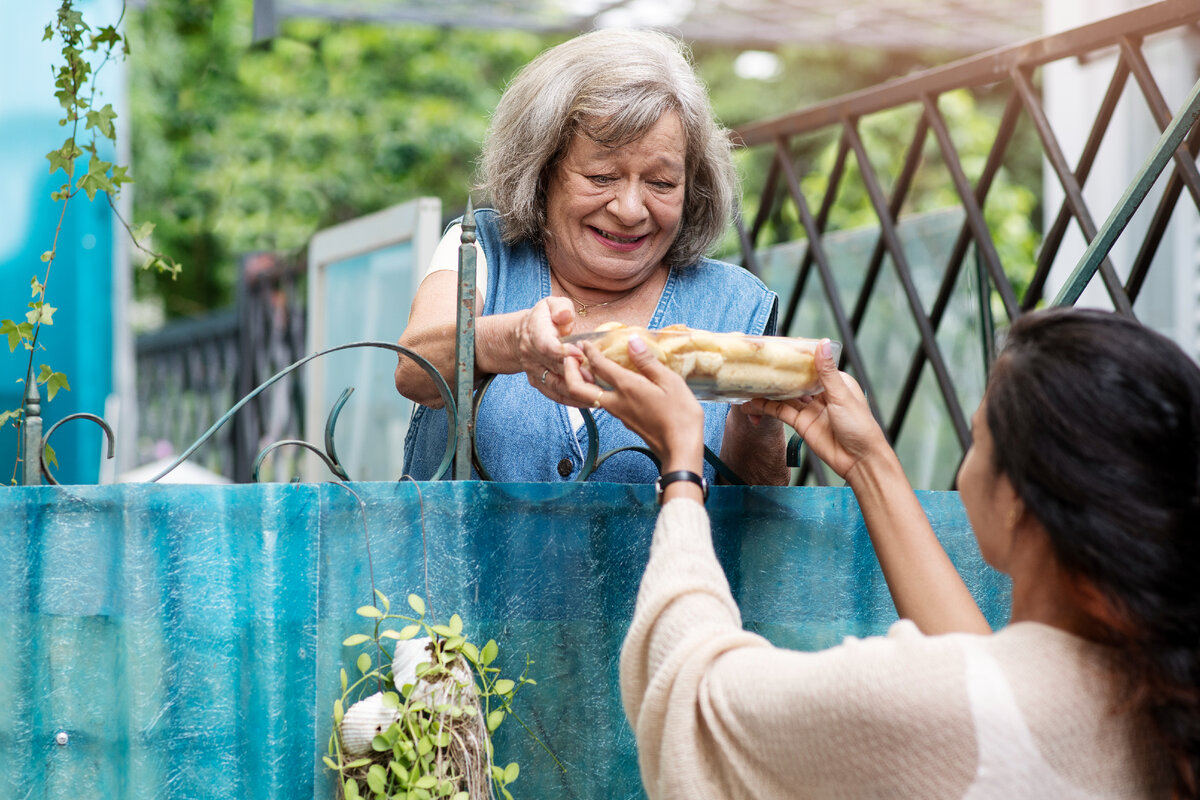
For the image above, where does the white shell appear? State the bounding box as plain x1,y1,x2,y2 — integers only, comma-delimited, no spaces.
391,637,434,686
340,692,401,756
392,637,476,709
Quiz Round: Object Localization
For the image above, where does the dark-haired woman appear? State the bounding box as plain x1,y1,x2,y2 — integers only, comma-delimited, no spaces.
561,307,1196,799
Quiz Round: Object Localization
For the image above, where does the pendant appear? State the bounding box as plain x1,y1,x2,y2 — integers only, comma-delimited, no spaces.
577,305,588,316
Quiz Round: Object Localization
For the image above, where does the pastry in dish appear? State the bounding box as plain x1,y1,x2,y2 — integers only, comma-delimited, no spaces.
568,323,838,401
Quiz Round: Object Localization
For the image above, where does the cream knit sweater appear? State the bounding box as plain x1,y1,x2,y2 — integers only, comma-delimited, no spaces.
619,499,1168,799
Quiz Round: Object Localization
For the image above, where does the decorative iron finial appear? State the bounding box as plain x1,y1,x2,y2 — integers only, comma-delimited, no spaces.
460,196,476,245
22,362,42,486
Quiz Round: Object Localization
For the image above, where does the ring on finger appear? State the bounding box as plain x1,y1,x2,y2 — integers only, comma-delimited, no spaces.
592,390,604,410
541,368,550,384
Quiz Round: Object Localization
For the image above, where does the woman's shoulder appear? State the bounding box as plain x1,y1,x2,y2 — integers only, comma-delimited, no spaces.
683,256,771,290
667,257,777,334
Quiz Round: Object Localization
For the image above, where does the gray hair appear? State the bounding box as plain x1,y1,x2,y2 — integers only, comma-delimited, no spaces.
478,28,738,270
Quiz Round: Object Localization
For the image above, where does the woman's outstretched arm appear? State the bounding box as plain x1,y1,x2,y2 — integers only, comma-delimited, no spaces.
746,342,990,635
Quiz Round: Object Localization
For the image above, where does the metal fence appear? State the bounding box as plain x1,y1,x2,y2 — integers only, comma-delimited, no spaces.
134,252,307,483
730,0,1200,487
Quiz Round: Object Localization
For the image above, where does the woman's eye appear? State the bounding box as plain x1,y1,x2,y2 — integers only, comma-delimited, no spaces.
651,181,677,191
588,174,615,184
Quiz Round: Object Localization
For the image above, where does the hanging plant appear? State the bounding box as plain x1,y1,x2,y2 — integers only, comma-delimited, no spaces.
326,590,554,800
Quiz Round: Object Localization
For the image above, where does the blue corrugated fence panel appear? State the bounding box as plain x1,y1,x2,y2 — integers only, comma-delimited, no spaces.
0,482,1009,798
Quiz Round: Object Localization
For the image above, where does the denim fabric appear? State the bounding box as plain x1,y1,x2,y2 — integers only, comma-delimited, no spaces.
402,209,778,483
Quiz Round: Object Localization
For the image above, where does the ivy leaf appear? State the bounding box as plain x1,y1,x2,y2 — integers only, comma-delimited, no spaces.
26,303,56,326
0,409,21,427
46,139,81,177
85,103,117,139
109,164,132,191
131,220,155,241
91,25,121,50
43,24,54,42
43,443,58,468
30,277,45,297
76,156,116,200
1,320,24,351
58,8,88,33
37,366,70,400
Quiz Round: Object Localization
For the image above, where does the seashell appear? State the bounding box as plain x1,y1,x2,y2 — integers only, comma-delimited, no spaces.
391,637,434,687
340,691,401,756
392,637,477,710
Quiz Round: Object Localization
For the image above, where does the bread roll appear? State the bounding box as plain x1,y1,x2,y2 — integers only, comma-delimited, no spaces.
573,323,831,401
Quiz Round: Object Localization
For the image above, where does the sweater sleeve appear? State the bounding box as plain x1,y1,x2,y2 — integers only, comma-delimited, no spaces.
619,498,980,800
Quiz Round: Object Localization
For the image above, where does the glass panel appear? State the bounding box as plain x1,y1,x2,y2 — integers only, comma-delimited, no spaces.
317,242,418,481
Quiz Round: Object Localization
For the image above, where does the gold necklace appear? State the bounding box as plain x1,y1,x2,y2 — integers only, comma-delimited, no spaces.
558,283,638,317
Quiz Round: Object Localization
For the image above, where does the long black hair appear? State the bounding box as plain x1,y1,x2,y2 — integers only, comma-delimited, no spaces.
986,307,1200,797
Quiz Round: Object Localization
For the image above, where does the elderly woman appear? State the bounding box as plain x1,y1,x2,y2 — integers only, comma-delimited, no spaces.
563,307,1195,798
395,29,786,485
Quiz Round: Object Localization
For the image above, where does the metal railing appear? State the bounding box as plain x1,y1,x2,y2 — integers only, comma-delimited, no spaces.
731,0,1200,487
133,252,307,483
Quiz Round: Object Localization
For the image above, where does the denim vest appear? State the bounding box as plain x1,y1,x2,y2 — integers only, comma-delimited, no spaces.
402,209,778,483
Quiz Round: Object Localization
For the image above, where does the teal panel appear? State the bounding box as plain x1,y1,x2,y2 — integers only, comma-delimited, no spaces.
0,482,1008,798
317,242,420,480
0,0,122,485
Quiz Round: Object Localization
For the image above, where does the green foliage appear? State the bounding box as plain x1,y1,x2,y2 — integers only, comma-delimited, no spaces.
327,591,557,799
126,0,548,316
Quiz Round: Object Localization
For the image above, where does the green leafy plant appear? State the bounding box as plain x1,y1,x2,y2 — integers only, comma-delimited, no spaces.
327,590,555,800
3,0,180,480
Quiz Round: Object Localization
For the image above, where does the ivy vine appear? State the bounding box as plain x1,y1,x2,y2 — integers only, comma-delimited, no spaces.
2,0,180,481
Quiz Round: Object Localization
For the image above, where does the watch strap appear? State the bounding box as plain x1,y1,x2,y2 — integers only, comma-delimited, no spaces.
655,470,709,505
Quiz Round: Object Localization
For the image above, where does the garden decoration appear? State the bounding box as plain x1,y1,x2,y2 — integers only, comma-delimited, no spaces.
327,592,542,800
323,482,559,800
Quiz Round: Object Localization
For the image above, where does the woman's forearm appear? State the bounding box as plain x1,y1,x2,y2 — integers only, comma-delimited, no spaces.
846,451,991,635
395,312,522,408
718,412,789,486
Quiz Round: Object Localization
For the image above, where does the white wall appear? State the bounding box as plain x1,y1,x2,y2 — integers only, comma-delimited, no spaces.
1043,0,1200,359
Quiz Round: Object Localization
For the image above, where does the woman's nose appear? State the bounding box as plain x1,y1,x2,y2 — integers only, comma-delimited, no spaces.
607,181,649,225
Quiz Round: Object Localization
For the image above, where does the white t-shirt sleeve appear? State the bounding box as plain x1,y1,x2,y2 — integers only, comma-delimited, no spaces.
423,223,489,306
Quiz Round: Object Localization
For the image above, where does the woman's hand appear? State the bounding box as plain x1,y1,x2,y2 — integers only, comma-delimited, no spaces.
743,339,888,482
561,336,704,474
477,295,584,405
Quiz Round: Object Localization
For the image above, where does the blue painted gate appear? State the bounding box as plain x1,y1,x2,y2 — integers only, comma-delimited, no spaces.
0,482,1008,798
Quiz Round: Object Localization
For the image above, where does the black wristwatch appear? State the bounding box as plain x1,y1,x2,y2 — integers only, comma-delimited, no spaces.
655,470,709,505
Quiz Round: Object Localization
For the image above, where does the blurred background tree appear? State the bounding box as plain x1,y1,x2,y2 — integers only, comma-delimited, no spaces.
127,1,1040,323
127,0,545,319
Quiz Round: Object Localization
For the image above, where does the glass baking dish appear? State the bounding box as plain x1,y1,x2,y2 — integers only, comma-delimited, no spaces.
563,324,842,402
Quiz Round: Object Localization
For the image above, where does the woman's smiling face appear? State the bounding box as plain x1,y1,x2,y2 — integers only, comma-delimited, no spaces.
543,111,687,290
